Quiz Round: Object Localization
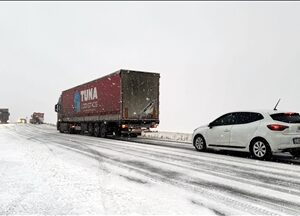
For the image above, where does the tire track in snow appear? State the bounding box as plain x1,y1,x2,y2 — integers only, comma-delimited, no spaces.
8,124,300,215
41,132,300,194
36,136,300,215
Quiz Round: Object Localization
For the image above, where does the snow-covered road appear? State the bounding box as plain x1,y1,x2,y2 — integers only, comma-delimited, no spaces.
1,124,300,215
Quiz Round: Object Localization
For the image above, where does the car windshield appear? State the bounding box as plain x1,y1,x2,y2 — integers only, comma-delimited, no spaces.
270,113,300,123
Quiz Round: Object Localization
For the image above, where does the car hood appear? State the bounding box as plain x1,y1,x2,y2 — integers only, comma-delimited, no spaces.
194,124,209,132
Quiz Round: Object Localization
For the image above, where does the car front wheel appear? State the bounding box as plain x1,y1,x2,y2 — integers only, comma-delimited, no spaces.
193,135,206,152
250,139,272,160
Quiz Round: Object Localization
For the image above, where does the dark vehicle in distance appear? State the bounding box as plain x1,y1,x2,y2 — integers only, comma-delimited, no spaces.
55,69,160,137
0,108,10,124
30,112,44,124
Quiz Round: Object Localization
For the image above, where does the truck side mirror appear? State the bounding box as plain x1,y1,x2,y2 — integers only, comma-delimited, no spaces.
55,104,59,112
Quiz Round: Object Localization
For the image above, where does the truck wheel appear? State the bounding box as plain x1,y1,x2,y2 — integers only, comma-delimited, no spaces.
94,123,100,137
68,126,74,134
250,139,272,160
100,124,106,138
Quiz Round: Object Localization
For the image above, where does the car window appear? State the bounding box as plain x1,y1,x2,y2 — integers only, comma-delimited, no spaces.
235,112,264,124
212,113,236,126
270,113,300,123
250,112,264,122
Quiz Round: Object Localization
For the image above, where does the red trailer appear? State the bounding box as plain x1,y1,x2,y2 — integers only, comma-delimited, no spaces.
55,69,160,137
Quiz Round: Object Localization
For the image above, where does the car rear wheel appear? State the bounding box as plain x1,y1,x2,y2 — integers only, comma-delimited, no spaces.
251,139,272,160
193,135,206,151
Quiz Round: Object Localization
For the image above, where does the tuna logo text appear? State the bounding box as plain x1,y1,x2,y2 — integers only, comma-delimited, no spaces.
81,87,98,102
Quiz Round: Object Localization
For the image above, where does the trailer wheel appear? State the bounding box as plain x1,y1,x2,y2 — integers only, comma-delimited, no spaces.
100,124,106,138
94,123,100,137
88,123,94,136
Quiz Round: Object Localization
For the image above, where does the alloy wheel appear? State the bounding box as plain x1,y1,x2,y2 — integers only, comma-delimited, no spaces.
194,136,205,151
253,141,267,158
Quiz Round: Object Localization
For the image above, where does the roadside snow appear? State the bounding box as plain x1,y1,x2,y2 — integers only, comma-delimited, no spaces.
142,131,192,143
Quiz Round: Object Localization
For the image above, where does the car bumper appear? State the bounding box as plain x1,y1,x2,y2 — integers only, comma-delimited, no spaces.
268,135,300,153
275,144,300,153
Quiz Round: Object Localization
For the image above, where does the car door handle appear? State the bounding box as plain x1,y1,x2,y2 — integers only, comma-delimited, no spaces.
224,129,230,132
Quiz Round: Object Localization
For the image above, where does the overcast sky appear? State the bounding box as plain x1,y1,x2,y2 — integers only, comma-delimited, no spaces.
1,2,300,133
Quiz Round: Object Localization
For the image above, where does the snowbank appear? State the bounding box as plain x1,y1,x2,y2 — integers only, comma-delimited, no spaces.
142,131,192,143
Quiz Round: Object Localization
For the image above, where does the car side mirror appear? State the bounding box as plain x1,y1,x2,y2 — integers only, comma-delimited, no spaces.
208,122,214,128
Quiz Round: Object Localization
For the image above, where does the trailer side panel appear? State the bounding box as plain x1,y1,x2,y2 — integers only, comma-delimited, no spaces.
60,72,121,122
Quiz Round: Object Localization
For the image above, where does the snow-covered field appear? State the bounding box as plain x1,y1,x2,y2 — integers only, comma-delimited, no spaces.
1,124,300,215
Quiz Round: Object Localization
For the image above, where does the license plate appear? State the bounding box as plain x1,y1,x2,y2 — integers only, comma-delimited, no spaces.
294,138,300,144
131,129,142,133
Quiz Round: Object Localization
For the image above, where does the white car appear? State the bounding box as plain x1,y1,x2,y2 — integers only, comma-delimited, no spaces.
192,110,300,160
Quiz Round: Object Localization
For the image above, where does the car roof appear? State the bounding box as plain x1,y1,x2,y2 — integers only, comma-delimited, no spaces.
227,110,299,115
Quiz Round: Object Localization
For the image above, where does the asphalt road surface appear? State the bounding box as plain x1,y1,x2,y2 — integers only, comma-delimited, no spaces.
1,124,300,215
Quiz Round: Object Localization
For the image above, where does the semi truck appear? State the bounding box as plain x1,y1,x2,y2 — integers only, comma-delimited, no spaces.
30,112,44,124
0,108,10,124
55,69,160,137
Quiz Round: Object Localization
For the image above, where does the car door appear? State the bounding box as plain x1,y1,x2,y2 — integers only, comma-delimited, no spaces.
205,113,235,148
230,112,263,148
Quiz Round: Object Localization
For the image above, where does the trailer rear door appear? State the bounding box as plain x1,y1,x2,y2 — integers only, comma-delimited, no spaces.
121,70,159,121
